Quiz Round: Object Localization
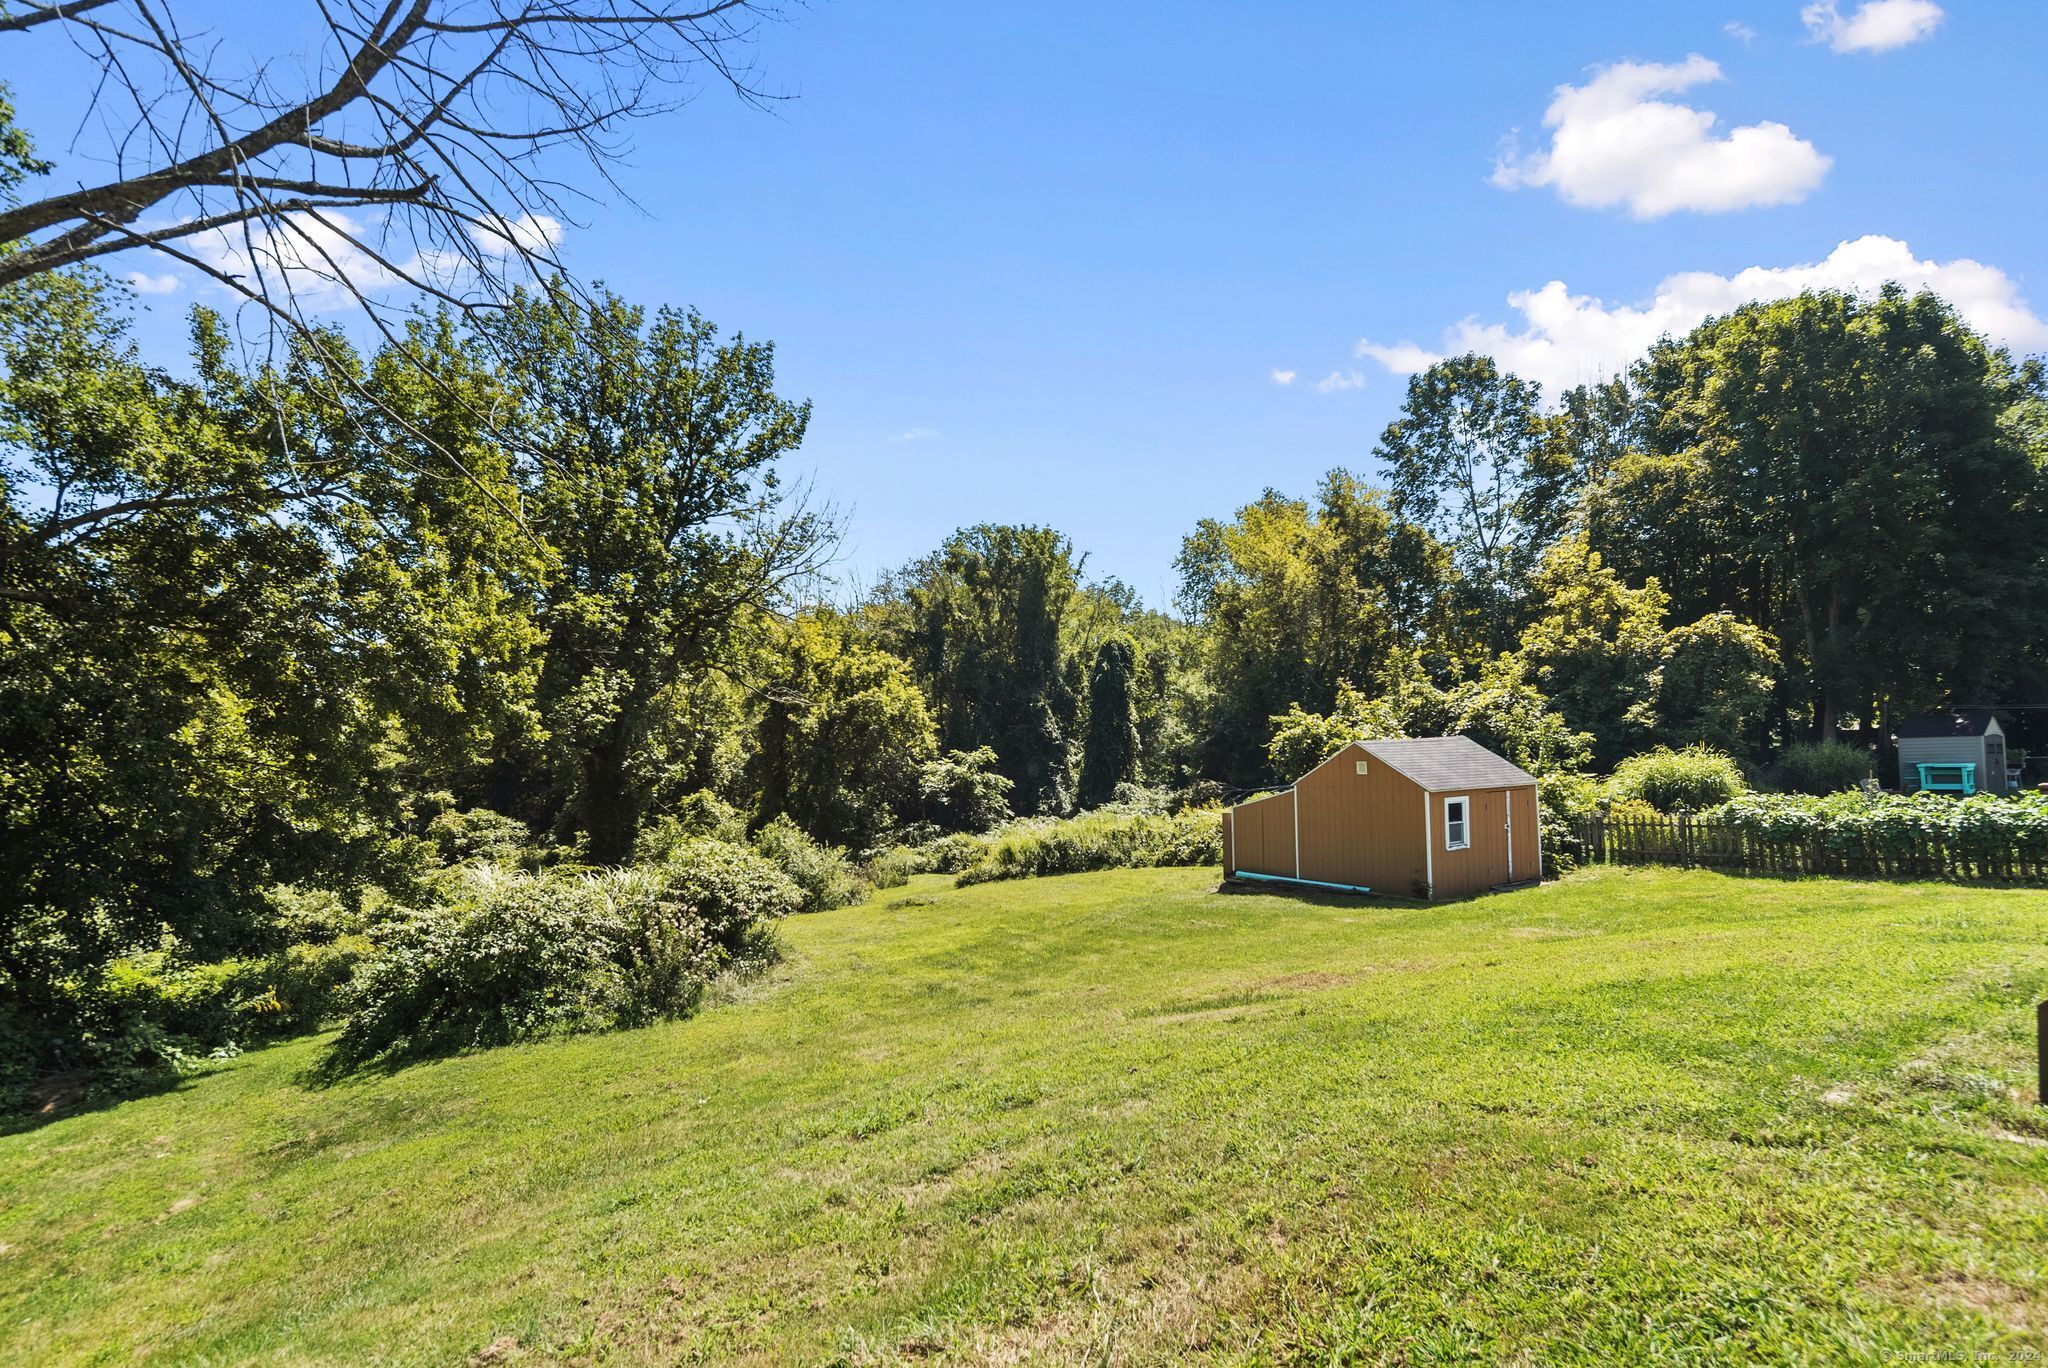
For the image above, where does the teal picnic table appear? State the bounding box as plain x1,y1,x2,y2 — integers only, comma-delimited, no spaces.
1917,761,1977,795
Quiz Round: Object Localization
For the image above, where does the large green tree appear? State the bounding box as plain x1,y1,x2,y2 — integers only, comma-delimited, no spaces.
1176,471,1451,783
1609,288,2048,741
872,525,1081,815
1376,355,1575,651
481,282,827,863
750,611,937,848
0,272,536,1046
1639,612,1781,758
1510,535,1670,767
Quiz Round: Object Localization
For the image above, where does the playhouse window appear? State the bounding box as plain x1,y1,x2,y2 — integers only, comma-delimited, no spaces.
1444,796,1469,850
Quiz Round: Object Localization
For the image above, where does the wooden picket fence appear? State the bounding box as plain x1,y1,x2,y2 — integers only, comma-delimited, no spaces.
1569,810,2048,884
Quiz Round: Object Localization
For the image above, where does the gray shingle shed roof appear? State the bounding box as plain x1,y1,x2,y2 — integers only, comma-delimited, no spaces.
1354,736,1539,792
1897,710,1999,739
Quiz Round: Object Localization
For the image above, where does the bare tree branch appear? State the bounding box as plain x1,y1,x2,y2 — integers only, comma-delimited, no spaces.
0,1,784,315
0,0,120,35
0,0,790,517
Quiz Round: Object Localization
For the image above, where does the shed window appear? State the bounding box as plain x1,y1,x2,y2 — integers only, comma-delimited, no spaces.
1444,796,1470,850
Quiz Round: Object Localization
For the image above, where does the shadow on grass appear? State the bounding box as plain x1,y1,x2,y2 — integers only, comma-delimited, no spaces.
1213,877,1434,909
3,1064,204,1138
5,1027,395,1126
1586,859,2048,893
296,1043,421,1089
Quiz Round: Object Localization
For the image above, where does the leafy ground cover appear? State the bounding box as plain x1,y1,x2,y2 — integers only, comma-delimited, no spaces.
3,866,2046,1363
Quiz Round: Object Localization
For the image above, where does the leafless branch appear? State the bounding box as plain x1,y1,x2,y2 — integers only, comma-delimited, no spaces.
0,1,120,35
1,0,789,525
0,0,784,343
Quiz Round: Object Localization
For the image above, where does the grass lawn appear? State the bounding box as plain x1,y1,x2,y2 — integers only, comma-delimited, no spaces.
4,866,2048,1364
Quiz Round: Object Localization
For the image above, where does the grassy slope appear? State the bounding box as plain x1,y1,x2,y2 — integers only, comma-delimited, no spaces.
3,867,2048,1364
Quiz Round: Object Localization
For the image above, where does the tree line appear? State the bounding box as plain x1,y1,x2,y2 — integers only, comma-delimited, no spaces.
7,255,2048,1060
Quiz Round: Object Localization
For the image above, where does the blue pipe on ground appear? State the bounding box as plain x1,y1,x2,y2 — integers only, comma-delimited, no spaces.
1228,870,1373,895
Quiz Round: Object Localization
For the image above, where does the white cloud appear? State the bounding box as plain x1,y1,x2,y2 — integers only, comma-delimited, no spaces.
1353,340,1442,374
1723,20,1758,42
888,427,938,443
185,209,409,312
124,271,181,295
1269,368,1297,386
1352,235,2048,394
471,211,564,257
1803,0,1943,52
1493,55,1830,218
181,207,571,313
1314,370,1366,394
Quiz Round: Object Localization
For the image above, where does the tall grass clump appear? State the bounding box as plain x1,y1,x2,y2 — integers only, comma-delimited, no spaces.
955,807,1222,886
880,832,993,878
1607,745,1746,813
1771,741,1873,795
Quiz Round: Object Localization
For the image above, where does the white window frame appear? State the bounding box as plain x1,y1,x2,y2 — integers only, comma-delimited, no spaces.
1443,795,1470,851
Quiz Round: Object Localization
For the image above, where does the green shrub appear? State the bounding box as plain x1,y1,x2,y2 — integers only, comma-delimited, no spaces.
11,935,376,1101
861,846,920,890
648,838,803,947
1536,772,1599,876
91,953,246,1048
331,872,629,1068
918,747,1013,833
749,817,869,913
642,791,750,854
1710,789,2048,872
0,1002,39,1112
1772,741,1873,795
263,884,364,943
120,944,368,1042
1604,796,1663,823
598,865,726,1023
955,807,1222,886
426,807,533,866
918,832,994,874
330,842,800,1069
259,937,374,1032
1607,745,1746,812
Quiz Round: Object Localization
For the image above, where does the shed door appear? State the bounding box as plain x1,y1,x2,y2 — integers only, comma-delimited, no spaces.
1478,790,1510,889
1985,734,2007,792
1507,787,1540,879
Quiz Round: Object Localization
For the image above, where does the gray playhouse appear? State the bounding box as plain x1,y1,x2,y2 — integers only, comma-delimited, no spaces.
1896,710,2008,794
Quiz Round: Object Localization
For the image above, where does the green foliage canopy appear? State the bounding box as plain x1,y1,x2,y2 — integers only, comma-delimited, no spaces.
481,282,825,862
873,524,1080,815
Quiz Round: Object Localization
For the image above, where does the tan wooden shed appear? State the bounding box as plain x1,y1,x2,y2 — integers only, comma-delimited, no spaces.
1222,737,1541,900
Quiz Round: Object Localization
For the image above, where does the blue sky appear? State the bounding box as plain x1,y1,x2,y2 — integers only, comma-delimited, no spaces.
10,1,2047,605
